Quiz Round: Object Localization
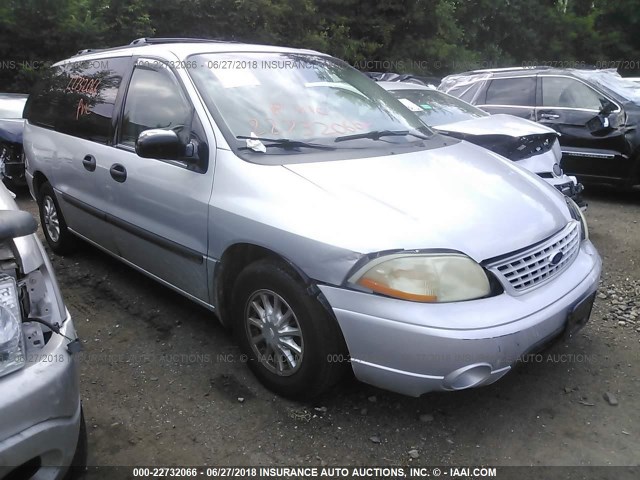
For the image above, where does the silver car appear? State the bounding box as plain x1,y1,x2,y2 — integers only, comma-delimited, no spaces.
23,39,601,398
0,184,85,479
0,93,29,187
378,81,586,208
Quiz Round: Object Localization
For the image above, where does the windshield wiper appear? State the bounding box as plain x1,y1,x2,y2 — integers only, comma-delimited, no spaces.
236,135,336,151
334,129,430,143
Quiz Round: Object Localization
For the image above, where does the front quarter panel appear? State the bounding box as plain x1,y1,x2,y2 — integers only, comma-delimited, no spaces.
208,150,363,286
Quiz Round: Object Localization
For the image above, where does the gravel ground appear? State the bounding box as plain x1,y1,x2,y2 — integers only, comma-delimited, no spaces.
15,186,640,473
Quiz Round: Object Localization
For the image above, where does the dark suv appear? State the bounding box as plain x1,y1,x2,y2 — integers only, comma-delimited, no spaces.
439,67,640,187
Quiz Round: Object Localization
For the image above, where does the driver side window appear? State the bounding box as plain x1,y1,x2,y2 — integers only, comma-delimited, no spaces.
541,77,604,110
121,64,192,147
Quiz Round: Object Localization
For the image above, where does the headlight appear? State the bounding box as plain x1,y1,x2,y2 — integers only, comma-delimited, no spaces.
566,197,588,240
0,275,25,378
349,253,491,303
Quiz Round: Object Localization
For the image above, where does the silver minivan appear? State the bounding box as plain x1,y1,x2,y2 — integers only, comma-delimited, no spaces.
23,38,601,398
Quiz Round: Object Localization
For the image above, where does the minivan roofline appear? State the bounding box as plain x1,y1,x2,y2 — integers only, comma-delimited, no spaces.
57,38,324,67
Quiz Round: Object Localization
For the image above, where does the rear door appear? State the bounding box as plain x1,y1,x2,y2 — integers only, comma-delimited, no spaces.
477,76,537,120
536,75,628,180
104,57,214,303
25,56,132,252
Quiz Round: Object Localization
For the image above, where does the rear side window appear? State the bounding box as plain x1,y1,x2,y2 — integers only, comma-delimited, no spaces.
484,77,536,106
446,82,485,104
24,57,130,144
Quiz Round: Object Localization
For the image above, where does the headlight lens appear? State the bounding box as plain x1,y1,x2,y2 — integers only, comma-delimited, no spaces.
0,275,25,378
566,197,588,240
349,253,491,303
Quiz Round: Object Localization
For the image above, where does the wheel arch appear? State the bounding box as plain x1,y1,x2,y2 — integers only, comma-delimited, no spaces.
213,242,332,329
31,171,49,199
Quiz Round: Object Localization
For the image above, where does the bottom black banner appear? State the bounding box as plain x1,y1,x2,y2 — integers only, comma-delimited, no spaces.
77,465,640,480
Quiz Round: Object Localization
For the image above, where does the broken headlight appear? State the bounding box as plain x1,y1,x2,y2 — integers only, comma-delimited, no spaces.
0,275,25,378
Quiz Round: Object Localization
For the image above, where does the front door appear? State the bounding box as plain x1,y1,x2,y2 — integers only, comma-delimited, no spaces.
101,58,214,302
536,75,629,181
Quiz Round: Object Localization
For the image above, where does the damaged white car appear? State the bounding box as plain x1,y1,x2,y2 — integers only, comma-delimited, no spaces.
379,81,586,208
0,184,85,479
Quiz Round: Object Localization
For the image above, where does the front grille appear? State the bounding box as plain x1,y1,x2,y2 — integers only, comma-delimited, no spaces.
486,221,581,294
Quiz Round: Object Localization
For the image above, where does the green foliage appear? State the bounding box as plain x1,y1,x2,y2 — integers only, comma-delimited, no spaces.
0,0,637,92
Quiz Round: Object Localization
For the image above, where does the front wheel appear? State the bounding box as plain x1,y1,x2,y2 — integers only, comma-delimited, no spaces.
232,259,348,399
38,182,78,255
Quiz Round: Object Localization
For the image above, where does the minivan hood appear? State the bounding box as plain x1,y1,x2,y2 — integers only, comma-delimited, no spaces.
284,140,569,262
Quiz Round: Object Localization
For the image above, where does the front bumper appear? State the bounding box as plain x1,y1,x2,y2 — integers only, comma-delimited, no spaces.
546,175,587,210
0,312,82,480
320,241,601,397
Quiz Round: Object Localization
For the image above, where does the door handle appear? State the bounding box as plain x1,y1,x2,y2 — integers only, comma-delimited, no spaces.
82,155,96,172
109,163,127,183
540,113,560,120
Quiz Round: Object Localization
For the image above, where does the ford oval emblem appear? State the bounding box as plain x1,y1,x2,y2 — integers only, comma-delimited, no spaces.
549,251,564,265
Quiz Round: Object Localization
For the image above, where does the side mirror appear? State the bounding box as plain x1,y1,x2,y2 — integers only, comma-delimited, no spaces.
586,114,611,133
135,129,185,159
0,210,37,241
599,99,616,116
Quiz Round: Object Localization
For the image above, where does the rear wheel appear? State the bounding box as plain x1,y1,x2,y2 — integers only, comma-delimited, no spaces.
38,182,78,255
232,259,347,399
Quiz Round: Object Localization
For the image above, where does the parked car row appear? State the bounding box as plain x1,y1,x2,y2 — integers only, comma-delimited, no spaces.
371,77,586,208
440,67,640,188
1,37,609,477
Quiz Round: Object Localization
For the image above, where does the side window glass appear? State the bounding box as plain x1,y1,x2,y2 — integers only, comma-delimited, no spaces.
542,77,604,110
485,77,536,106
121,65,193,148
25,57,129,143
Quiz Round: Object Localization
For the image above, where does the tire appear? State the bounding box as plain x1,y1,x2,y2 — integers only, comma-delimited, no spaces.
232,259,348,399
37,182,78,255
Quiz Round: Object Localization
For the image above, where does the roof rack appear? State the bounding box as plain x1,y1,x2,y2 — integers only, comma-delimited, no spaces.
467,66,553,74
74,48,106,56
72,37,236,57
129,37,234,46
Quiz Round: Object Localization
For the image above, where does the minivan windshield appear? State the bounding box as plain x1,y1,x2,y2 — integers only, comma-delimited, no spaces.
188,53,435,156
